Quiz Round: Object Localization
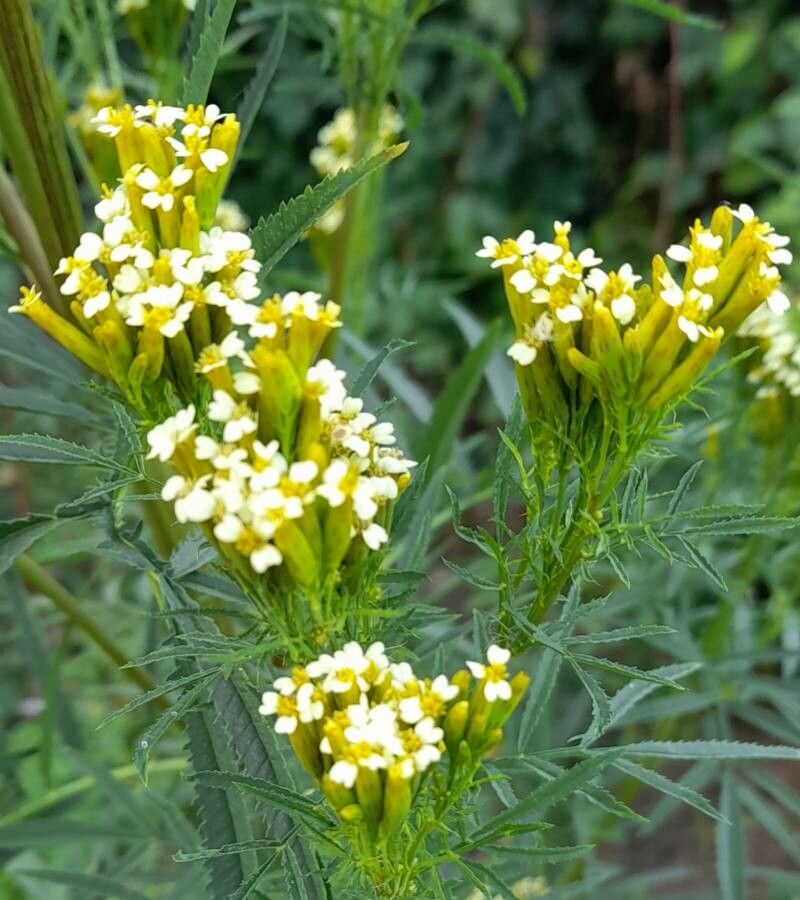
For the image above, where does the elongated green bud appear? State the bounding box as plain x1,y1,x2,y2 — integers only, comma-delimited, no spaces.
273,520,318,591
443,700,469,754
322,774,356,811
379,763,412,839
647,327,723,409
10,288,110,377
290,723,323,779
355,767,383,830
324,498,354,574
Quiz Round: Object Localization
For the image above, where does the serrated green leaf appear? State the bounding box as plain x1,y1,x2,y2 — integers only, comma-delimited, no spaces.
134,675,217,782
97,669,216,731
251,143,408,279
605,662,701,734
487,843,594,862
181,0,237,106
613,758,726,823
569,659,612,745
349,337,414,398
175,836,290,862
455,859,516,900
0,514,62,575
470,749,625,841
716,769,745,900
678,515,799,537
184,707,247,899
441,557,501,590
568,625,675,645
192,771,333,829
0,432,136,472
668,460,703,514
225,843,286,900
606,740,800,761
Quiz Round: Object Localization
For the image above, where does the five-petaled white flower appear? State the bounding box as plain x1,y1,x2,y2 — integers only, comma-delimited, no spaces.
466,645,513,702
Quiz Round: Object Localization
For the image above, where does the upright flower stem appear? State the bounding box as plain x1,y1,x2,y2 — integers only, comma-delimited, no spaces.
0,165,63,312
13,552,163,701
0,0,83,267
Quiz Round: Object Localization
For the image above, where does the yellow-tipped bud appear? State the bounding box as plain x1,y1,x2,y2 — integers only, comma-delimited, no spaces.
322,775,356,811
647,327,723,409
379,763,412,839
355,767,383,829
10,288,110,377
443,700,470,754
273,521,319,591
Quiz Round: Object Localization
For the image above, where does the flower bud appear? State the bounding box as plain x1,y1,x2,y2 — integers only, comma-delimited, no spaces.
339,803,364,824
379,763,412,839
443,700,469,754
324,498,354,574
322,774,356,811
250,345,302,453
273,521,319,591
647,327,723,409
290,723,324,780
710,204,733,255
10,288,110,377
355,767,383,829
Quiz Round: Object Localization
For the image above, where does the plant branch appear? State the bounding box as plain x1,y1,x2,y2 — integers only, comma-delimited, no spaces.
13,552,163,701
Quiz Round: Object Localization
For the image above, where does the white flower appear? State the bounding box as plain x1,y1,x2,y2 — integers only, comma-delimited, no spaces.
215,199,249,232
146,406,196,460
476,230,536,268
162,475,216,523
259,690,301,734
208,390,257,443
767,289,790,316
406,717,443,772
610,293,636,325
134,101,185,128
466,644,513,702
328,760,359,788
360,522,388,550
398,675,459,724
136,165,193,212
306,359,347,416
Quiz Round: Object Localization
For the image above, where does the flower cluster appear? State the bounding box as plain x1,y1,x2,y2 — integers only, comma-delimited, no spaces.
11,101,245,409
739,302,800,399
479,205,791,437
259,642,529,840
146,291,415,593
309,105,403,234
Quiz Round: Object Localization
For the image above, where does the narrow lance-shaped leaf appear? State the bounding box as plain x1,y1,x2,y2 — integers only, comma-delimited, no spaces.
181,0,238,106
251,142,408,279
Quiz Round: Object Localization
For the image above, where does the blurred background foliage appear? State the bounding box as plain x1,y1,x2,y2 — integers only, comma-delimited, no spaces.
2,1,800,898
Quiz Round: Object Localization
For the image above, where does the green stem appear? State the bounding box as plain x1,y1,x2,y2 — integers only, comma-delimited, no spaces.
0,757,185,827
0,164,63,312
0,0,83,266
13,553,160,698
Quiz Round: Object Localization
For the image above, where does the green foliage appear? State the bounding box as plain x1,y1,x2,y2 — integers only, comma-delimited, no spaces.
250,142,409,279
2,1,800,898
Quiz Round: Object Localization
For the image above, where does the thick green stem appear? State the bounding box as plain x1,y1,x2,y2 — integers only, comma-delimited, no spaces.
13,553,160,699
0,165,63,311
0,0,83,266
